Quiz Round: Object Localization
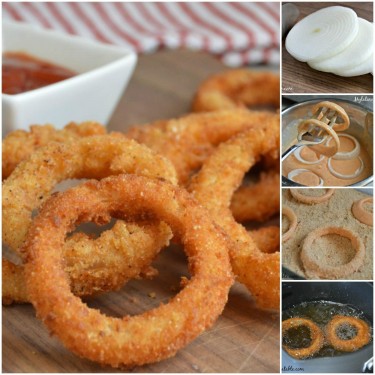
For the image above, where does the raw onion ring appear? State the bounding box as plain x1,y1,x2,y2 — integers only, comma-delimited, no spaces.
300,226,365,279
327,157,364,180
290,188,335,204
326,134,360,160
282,318,324,359
282,206,297,243
326,315,371,352
352,197,373,227
294,146,324,165
287,169,324,187
22,175,233,368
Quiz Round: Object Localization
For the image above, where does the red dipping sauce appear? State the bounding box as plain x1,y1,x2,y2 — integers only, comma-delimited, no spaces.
2,51,76,94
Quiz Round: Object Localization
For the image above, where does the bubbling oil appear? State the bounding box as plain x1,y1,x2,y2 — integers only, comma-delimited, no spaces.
282,300,372,358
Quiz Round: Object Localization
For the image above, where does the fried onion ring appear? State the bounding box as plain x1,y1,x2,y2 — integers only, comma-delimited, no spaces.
249,226,280,254
3,135,177,303
290,188,335,204
326,315,371,352
2,122,106,180
282,206,297,243
282,318,324,359
192,69,280,112
352,197,373,227
22,175,233,367
300,226,365,279
189,116,280,309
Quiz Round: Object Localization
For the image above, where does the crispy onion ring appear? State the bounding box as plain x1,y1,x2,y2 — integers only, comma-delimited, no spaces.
352,197,373,227
282,206,297,243
287,169,324,186
327,134,360,160
294,146,324,165
326,315,371,352
282,318,324,359
2,122,106,180
298,119,340,157
300,226,365,279
290,188,335,204
22,175,233,368
189,116,280,309
312,101,350,132
327,157,364,180
250,226,280,254
3,135,177,303
191,69,280,112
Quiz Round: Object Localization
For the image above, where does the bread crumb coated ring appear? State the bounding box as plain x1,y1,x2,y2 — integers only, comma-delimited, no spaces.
282,206,298,243
290,188,335,204
352,197,373,227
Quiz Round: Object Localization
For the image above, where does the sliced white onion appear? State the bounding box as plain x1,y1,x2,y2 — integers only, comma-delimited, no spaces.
327,157,364,179
326,134,360,160
333,52,373,77
294,146,324,165
288,169,324,186
308,18,373,72
286,6,359,63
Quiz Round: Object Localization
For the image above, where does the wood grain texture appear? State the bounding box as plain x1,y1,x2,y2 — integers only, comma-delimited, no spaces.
2,50,280,373
282,2,373,94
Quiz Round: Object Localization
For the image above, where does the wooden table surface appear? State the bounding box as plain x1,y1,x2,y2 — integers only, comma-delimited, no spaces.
2,50,280,373
282,2,373,94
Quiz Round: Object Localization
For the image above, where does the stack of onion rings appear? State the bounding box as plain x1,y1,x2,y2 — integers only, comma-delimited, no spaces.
282,317,325,359
22,174,233,368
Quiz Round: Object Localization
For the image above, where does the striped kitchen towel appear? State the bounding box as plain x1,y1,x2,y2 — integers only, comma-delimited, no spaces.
2,2,280,66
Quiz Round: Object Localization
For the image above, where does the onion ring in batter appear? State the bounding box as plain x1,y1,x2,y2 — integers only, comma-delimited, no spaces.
300,226,365,279
192,69,280,112
189,116,280,309
352,197,373,227
282,317,324,359
3,135,177,302
22,175,233,367
327,134,360,160
312,101,350,132
287,169,324,186
2,122,106,180
326,315,371,352
282,206,297,243
294,146,324,165
327,157,364,180
290,188,335,204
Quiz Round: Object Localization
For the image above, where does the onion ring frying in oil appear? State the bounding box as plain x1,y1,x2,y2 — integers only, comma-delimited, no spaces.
22,175,233,368
326,315,371,352
352,197,373,227
282,206,298,243
191,69,280,112
282,318,324,359
300,226,365,279
290,188,335,204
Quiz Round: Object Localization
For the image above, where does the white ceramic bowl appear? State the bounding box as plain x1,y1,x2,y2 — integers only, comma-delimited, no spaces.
2,21,137,136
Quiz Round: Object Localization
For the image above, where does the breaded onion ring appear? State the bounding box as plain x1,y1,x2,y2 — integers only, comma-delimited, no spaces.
282,318,324,359
282,206,297,243
249,226,280,254
352,197,373,227
301,227,365,279
192,69,280,112
2,122,106,180
326,315,371,352
22,175,233,368
189,116,280,309
290,188,335,204
3,135,177,303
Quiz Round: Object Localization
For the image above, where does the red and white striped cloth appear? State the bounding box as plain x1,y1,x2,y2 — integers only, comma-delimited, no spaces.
2,2,280,67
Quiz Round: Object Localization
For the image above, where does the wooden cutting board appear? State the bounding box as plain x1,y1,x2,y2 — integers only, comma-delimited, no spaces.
2,50,280,373
282,2,373,94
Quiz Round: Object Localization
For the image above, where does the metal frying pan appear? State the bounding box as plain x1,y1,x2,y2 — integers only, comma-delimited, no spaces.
282,282,373,373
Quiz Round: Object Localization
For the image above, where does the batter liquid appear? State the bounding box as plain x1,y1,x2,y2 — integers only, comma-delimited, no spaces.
283,134,372,186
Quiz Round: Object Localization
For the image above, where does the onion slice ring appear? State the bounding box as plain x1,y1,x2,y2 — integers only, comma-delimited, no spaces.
327,134,360,160
287,169,324,187
282,318,324,359
290,188,335,204
352,197,373,227
327,157,364,180
22,175,233,368
300,226,365,279
326,315,371,352
282,206,297,243
311,101,350,132
294,146,324,165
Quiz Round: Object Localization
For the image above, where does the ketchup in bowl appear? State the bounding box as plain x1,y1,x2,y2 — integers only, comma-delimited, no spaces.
2,51,76,94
